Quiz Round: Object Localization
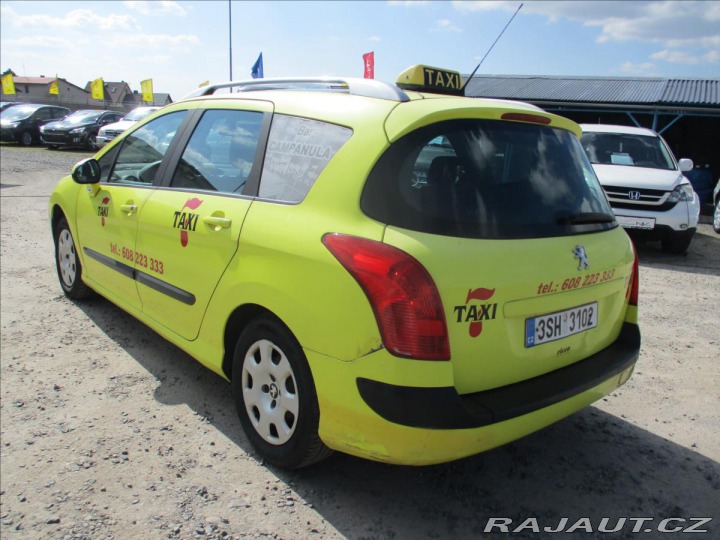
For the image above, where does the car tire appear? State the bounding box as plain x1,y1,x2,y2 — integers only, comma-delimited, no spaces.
86,134,98,151
232,315,331,469
54,217,93,300
660,231,693,254
713,201,720,234
20,131,33,146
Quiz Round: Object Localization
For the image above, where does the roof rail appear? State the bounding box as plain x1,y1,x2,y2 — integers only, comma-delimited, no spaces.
181,77,410,102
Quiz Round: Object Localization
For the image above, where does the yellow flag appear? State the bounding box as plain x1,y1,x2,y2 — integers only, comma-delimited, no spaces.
91,77,104,100
140,79,153,103
199,80,209,87
1,73,15,95
49,75,59,95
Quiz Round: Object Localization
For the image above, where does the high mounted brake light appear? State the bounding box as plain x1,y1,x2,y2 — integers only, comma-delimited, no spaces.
395,65,464,96
501,112,552,125
322,234,450,360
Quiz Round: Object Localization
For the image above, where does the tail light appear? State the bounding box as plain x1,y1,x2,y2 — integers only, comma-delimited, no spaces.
322,233,450,360
627,242,639,306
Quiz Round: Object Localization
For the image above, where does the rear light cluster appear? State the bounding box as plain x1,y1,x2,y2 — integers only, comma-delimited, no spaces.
322,234,450,360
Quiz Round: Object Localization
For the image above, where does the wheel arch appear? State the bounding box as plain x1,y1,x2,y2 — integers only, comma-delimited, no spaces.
50,204,67,238
222,303,294,381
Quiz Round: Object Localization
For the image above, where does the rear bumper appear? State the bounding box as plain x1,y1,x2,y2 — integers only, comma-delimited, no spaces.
358,322,640,430
310,322,640,465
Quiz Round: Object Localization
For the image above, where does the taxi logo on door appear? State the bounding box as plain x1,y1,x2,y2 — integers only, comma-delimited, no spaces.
173,197,204,247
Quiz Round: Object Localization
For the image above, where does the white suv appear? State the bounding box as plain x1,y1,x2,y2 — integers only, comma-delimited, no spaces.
96,106,160,148
581,124,699,254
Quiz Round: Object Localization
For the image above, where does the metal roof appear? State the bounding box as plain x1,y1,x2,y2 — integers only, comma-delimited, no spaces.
464,75,720,109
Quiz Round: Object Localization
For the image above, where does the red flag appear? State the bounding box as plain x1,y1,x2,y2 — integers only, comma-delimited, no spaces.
363,52,374,79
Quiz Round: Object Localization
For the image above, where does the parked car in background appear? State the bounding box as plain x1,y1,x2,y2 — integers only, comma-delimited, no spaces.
1,103,70,146
0,101,21,112
40,109,124,150
96,106,161,148
713,179,720,234
580,124,699,254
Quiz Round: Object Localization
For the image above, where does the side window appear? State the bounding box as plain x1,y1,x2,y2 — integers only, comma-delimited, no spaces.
52,108,66,119
36,108,52,121
170,109,263,194
108,111,187,185
259,115,352,203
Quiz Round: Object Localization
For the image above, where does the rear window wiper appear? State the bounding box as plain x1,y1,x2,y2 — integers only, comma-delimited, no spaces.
556,212,616,225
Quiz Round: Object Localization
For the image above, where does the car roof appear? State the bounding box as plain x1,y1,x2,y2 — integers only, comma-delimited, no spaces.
580,123,658,137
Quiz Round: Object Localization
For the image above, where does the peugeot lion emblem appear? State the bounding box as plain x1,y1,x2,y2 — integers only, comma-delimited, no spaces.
628,191,641,200
573,245,590,270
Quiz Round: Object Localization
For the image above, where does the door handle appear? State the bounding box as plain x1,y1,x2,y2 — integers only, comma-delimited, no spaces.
120,204,137,214
203,216,232,229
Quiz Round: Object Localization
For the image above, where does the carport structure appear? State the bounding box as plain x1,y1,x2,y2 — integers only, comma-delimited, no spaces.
464,75,720,202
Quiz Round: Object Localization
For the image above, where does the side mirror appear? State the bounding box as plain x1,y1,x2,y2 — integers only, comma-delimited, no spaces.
678,158,693,172
72,158,101,184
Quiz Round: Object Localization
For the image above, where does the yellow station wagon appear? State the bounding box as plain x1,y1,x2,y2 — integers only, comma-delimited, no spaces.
50,65,640,468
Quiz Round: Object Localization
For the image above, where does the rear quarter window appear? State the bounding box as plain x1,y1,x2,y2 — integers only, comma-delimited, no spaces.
258,115,352,203
362,119,615,239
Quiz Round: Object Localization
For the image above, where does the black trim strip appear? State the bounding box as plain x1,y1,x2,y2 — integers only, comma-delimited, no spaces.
83,247,195,306
357,322,640,430
83,247,134,278
135,270,195,305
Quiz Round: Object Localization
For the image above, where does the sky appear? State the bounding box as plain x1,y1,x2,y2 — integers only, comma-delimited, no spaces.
1,0,718,100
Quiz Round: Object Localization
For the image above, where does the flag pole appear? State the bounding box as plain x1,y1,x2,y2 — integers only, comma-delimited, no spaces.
228,0,233,80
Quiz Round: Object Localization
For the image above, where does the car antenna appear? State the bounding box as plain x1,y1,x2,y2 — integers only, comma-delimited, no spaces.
461,3,524,94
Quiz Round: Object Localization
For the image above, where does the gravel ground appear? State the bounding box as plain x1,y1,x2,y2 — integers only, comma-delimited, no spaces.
1,144,718,540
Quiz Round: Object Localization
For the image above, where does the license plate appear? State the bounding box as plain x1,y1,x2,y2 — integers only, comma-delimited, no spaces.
616,215,655,230
525,302,598,348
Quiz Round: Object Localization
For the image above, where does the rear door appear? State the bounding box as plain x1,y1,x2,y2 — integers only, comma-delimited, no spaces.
135,103,271,340
363,117,635,394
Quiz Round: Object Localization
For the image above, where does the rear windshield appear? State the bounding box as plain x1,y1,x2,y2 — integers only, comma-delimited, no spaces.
362,119,616,239
581,132,675,170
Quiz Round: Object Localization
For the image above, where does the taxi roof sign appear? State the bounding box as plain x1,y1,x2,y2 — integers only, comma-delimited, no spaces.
396,65,464,96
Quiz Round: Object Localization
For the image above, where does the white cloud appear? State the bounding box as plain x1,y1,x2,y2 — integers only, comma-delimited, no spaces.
651,49,702,65
123,1,187,17
121,34,199,48
369,35,382,42
619,61,658,75
454,1,719,48
453,1,720,73
704,50,720,63
1,35,79,51
388,1,431,6
1,6,138,31
434,19,462,33
138,55,174,63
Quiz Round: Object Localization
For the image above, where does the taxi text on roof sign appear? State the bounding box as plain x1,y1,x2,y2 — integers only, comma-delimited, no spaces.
396,65,464,96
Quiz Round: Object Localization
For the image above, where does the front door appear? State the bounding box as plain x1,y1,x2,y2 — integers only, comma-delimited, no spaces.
75,110,189,310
